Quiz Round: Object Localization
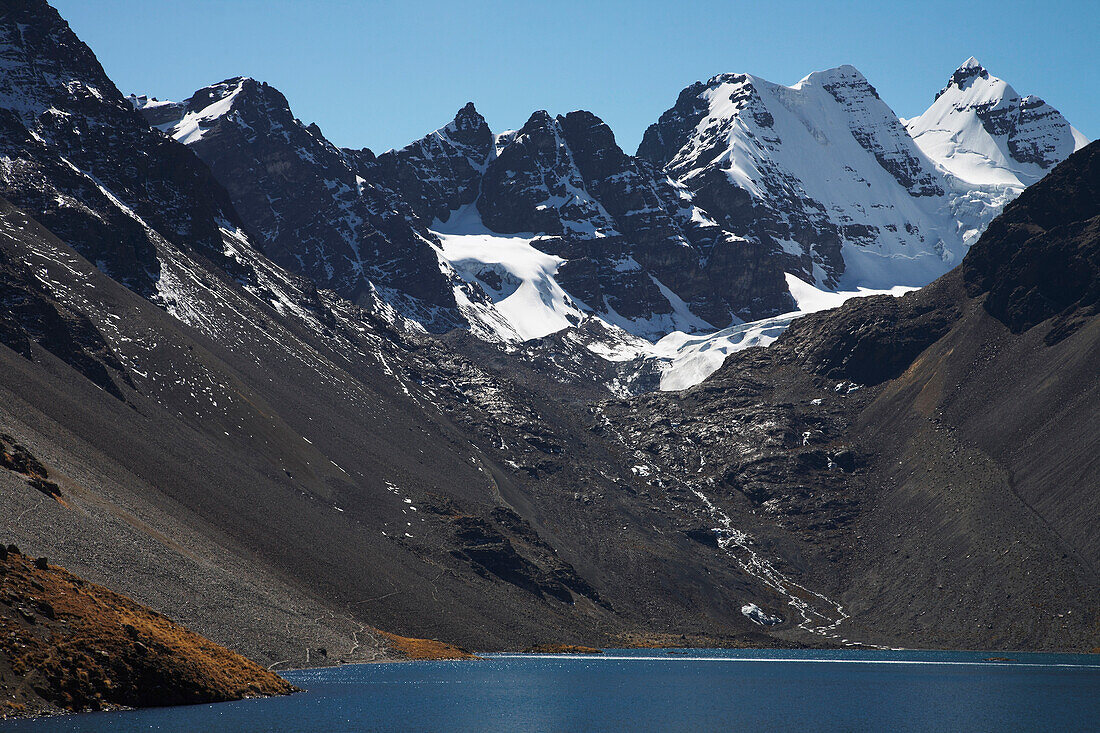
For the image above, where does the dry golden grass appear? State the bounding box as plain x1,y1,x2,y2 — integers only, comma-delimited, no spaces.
0,551,296,716
524,644,602,654
377,630,478,660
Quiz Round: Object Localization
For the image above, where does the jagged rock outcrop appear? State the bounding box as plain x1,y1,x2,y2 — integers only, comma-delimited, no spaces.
476,109,684,327
962,139,1099,342
134,78,475,330
375,101,495,224
0,201,131,399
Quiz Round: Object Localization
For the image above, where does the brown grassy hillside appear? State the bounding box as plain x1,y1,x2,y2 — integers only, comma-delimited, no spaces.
0,547,296,718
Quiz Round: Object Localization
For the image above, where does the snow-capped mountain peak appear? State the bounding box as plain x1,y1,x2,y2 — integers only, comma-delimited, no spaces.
639,64,966,298
904,58,1087,248
939,56,988,96
908,58,1087,189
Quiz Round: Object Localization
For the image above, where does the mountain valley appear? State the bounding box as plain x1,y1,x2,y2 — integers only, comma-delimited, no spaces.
0,0,1095,694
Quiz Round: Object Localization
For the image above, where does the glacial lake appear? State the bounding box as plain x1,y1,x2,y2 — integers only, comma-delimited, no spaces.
4,648,1099,732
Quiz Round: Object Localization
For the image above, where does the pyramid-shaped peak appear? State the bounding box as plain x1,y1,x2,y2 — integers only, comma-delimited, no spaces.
936,57,993,100
513,110,560,139
450,101,487,131
950,56,990,82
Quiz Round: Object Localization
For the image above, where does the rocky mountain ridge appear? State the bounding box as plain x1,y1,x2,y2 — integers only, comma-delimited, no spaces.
139,56,1086,393
130,77,481,333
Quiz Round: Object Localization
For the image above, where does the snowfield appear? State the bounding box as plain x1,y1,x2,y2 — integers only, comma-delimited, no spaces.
649,275,917,390
434,205,585,341
433,203,917,390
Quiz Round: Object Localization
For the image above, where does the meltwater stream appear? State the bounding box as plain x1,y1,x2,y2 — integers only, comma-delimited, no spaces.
3,649,1098,732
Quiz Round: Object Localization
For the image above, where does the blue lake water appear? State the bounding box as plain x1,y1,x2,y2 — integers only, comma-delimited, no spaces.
3,648,1099,732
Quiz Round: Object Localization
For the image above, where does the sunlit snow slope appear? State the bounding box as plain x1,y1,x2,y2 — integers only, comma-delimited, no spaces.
649,275,918,390
905,58,1088,245
433,205,585,341
907,58,1087,189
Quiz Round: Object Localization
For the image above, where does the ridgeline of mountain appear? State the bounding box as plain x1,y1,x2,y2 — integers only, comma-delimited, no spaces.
145,58,1085,364
131,78,476,332
0,0,252,298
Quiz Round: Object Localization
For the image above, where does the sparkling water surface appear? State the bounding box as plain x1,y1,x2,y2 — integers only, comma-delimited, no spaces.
3,648,1098,732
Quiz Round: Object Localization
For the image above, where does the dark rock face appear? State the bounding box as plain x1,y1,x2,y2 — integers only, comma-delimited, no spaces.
376,102,494,224
974,95,1076,170
779,291,959,386
479,110,618,237
0,200,129,399
641,76,807,319
963,140,1099,342
479,111,678,324
601,345,866,551
557,111,735,325
125,94,185,127
0,431,61,505
0,0,247,296
636,81,710,168
466,106,799,328
141,77,471,330
1002,96,1075,168
475,110,678,324
447,512,601,605
936,60,991,100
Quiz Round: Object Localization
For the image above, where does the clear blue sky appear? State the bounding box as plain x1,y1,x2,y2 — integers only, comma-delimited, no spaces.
53,0,1096,154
